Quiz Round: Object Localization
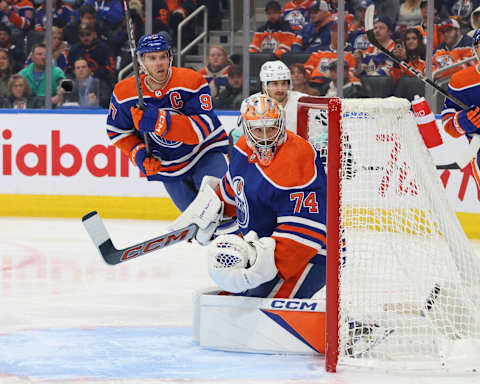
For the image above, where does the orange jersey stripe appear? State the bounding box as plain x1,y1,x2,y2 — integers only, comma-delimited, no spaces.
277,224,326,244
114,135,143,156
275,276,299,298
273,237,317,281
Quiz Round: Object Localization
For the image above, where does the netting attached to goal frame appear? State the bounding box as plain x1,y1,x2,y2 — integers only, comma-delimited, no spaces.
297,96,480,373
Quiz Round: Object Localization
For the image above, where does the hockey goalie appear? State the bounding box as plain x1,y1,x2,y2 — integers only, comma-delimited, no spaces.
170,95,329,354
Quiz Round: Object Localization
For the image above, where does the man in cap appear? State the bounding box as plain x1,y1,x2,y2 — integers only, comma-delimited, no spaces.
299,0,333,53
65,22,115,85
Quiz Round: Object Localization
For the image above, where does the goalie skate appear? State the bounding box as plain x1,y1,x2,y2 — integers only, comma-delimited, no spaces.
344,321,394,358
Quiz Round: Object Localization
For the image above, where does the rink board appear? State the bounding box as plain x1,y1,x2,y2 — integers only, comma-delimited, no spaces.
0,110,478,238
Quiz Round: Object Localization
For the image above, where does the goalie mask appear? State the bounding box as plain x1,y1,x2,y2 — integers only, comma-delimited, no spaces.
259,60,291,97
242,95,286,166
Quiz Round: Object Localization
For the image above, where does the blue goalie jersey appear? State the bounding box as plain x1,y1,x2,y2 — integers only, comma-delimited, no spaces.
218,132,327,298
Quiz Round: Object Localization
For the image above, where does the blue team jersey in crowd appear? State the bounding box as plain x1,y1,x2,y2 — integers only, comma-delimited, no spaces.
106,68,229,181
218,133,327,298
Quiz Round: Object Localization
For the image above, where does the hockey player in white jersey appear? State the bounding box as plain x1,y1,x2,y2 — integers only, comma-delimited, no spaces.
230,60,307,144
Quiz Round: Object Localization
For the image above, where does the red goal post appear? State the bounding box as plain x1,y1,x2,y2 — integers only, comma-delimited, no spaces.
297,96,480,373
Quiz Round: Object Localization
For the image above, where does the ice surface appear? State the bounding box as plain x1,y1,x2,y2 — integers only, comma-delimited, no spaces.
0,217,479,384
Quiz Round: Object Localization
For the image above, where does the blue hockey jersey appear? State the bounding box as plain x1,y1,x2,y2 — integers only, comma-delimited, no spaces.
218,132,327,298
106,68,229,181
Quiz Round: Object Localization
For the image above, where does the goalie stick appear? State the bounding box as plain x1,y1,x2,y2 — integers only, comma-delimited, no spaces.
82,211,197,265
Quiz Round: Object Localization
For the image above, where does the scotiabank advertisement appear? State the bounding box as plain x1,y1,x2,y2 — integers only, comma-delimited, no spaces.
0,111,478,213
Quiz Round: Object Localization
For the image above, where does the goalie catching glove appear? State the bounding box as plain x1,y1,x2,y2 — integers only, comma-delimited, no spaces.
207,231,278,293
169,176,224,245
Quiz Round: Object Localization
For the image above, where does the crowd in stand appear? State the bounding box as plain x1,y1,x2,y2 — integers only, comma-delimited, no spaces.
238,0,480,109
0,0,218,109
0,0,478,110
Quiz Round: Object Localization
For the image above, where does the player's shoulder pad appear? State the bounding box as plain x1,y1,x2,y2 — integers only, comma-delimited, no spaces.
112,76,140,103
234,133,318,189
169,67,208,92
449,65,480,91
262,133,318,189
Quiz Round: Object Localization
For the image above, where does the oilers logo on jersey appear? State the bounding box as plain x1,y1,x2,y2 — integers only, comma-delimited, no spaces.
232,176,249,228
261,35,279,52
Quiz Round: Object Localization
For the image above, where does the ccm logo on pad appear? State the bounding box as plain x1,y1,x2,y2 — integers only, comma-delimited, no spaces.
270,299,318,311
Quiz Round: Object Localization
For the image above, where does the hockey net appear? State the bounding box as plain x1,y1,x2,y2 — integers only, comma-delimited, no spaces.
297,96,480,372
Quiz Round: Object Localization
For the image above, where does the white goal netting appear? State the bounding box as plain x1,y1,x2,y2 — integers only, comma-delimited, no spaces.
299,97,480,371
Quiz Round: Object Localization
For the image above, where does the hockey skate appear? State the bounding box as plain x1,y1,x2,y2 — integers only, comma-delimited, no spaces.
344,320,394,358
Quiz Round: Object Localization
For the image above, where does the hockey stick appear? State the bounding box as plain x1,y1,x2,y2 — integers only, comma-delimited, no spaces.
383,283,441,317
365,5,480,170
82,211,198,265
123,0,150,155
364,4,469,111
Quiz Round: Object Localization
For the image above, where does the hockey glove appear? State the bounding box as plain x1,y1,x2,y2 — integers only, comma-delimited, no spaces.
453,106,480,135
169,176,224,245
131,104,170,136
207,231,277,293
129,143,162,176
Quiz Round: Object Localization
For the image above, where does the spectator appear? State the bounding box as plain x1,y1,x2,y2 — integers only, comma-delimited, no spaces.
357,15,396,76
83,0,123,33
282,0,314,32
63,4,104,45
110,7,144,72
373,0,400,28
128,0,142,16
0,73,43,108
289,62,321,95
304,20,356,88
323,59,367,98
65,22,115,86
0,47,12,97
24,26,68,70
261,1,293,32
34,0,75,30
0,22,23,71
0,0,34,33
437,17,473,50
299,0,333,53
391,27,426,82
60,56,110,108
249,1,301,57
152,0,196,48
198,45,231,98
415,0,443,50
468,5,480,37
433,18,474,80
18,43,65,105
327,0,354,26
397,0,423,32
450,0,480,30
214,64,243,110
347,0,373,51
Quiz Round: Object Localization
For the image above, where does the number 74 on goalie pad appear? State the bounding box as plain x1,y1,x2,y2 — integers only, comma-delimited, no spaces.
82,211,198,265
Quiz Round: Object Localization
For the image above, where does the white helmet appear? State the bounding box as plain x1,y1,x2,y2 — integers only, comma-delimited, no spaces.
259,60,291,94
